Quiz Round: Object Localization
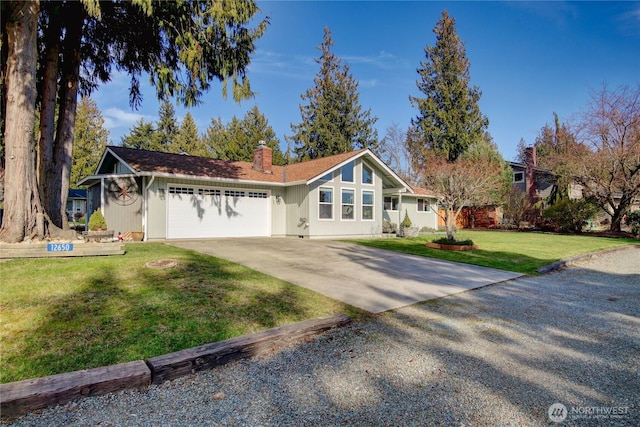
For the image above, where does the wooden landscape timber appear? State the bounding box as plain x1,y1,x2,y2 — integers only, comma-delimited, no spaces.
0,242,125,258
147,313,352,384
0,314,352,418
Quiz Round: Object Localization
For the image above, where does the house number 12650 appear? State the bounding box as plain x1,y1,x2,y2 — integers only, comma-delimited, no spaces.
47,243,74,252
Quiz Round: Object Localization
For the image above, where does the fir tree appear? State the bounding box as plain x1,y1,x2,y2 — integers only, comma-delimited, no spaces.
410,10,488,162
155,99,178,152
70,97,110,187
171,113,207,156
288,27,378,161
121,118,157,150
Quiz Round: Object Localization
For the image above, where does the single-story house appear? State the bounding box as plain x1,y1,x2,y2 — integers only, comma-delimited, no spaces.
78,144,438,240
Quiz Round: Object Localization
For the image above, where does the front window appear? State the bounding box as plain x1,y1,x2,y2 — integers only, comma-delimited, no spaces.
417,198,431,212
384,196,398,211
341,161,354,183
362,191,374,220
362,164,373,184
513,171,524,183
319,187,333,219
341,189,355,220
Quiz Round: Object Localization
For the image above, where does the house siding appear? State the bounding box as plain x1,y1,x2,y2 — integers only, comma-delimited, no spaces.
285,184,310,237
399,196,438,231
305,159,383,238
101,177,143,234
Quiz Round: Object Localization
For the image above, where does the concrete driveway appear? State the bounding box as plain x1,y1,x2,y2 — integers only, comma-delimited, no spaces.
168,238,523,313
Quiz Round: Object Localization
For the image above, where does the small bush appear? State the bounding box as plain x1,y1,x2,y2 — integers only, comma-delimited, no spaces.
626,211,640,236
420,227,437,233
432,237,475,246
401,211,412,228
542,199,598,233
88,209,107,231
73,211,85,221
382,220,397,234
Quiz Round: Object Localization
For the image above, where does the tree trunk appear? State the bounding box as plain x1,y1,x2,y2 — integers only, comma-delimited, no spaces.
37,10,61,209
0,1,42,243
42,4,83,229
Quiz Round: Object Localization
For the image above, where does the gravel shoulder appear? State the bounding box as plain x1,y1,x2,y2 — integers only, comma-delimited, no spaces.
6,247,639,426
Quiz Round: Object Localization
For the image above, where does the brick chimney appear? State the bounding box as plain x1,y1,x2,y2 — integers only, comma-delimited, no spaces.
253,140,273,174
524,146,537,204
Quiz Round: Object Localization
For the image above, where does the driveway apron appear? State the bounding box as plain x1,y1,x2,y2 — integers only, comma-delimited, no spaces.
168,238,523,313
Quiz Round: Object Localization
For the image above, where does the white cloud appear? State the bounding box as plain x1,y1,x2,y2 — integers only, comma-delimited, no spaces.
103,107,154,131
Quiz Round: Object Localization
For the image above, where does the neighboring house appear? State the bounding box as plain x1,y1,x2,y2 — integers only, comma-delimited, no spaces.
66,189,87,221
509,147,556,207
78,144,438,240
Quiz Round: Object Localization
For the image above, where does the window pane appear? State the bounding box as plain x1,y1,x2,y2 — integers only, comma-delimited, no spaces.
362,206,373,220
342,205,354,220
319,188,332,203
362,191,373,205
319,204,332,219
342,190,354,204
341,161,354,182
320,172,332,181
362,165,373,184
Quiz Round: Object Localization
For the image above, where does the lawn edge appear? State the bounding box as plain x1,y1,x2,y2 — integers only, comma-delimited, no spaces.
537,244,640,274
0,314,351,420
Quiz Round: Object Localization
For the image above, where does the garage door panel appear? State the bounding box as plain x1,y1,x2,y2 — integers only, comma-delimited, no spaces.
167,186,270,239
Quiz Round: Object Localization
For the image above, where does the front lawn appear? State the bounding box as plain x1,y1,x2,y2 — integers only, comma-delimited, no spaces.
351,230,637,275
0,243,367,384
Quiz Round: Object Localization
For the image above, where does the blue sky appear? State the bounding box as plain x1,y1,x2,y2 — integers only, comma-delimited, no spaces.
91,1,640,162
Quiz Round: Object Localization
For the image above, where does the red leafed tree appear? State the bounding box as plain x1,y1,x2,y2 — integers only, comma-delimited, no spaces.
421,143,509,241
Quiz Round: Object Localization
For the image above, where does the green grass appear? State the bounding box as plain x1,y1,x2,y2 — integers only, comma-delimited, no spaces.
0,243,368,384
350,230,637,275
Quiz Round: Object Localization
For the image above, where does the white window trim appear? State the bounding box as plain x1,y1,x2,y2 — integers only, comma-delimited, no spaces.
341,161,355,183
417,198,432,213
513,171,525,183
318,186,334,221
361,163,374,186
384,195,399,211
362,189,375,221
340,187,356,221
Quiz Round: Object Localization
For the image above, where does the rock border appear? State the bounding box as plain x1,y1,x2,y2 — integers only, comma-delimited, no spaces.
0,314,351,419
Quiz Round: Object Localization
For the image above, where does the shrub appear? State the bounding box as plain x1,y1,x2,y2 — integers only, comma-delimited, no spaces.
382,220,397,234
541,199,598,233
401,211,412,228
88,209,107,231
73,211,85,221
625,211,640,236
432,237,474,246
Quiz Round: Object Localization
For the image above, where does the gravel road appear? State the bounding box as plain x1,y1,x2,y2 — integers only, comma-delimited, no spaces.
6,247,639,426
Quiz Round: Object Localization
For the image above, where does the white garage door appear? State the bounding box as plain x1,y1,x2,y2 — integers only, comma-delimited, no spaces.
167,186,270,239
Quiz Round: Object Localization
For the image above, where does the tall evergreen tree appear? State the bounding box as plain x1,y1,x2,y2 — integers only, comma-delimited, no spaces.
155,99,178,152
409,10,488,163
171,112,207,156
1,0,268,242
288,27,378,161
207,106,286,164
121,118,157,150
71,97,110,186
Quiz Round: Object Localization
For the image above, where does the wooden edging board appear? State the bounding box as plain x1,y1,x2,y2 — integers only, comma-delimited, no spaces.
0,314,351,419
0,242,125,259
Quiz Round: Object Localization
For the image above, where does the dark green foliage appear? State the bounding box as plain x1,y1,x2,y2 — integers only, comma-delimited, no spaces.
204,106,286,164
155,99,178,152
121,118,157,150
432,237,474,246
288,27,378,161
409,10,488,163
170,112,208,156
542,199,599,233
625,211,640,236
